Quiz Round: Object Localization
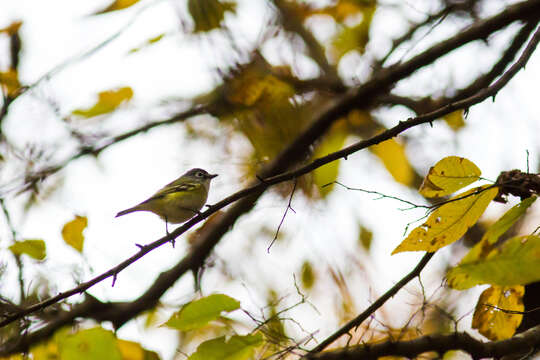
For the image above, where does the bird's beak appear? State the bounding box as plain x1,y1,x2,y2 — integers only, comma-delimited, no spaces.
208,173,218,179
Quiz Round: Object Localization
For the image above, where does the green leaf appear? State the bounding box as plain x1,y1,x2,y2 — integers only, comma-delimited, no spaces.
419,156,481,198
460,197,536,263
447,235,540,290
9,239,46,260
300,261,315,290
392,186,498,254
165,294,240,331
358,225,373,250
72,87,133,118
188,334,263,360
58,327,122,360
62,215,87,252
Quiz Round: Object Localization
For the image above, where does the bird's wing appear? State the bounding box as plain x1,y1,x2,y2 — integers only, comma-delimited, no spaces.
141,182,200,203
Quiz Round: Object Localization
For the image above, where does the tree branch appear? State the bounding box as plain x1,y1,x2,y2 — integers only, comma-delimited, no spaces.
309,252,435,353
306,324,540,360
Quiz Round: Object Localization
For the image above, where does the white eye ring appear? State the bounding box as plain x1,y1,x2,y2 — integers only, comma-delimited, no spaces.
196,172,204,177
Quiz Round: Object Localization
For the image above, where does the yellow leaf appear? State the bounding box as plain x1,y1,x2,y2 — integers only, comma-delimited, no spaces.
95,0,140,14
72,87,133,118
62,215,88,252
419,156,481,198
9,239,46,260
0,21,22,35
392,186,497,254
330,2,375,62
226,74,294,107
447,235,540,289
331,23,370,61
347,109,372,126
313,120,348,197
188,0,236,33
370,138,414,186
0,69,21,97
472,285,523,341
116,339,144,360
443,110,465,131
128,33,166,53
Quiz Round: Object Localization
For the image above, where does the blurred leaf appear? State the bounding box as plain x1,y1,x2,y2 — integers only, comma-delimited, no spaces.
143,306,161,329
226,73,294,107
370,138,414,186
117,340,144,360
62,215,87,252
58,327,122,360
393,186,498,254
472,285,523,340
188,0,236,33
72,87,133,118
358,225,373,250
347,109,373,126
0,69,21,97
94,0,140,14
460,197,536,264
128,33,166,53
447,235,540,290
443,110,465,131
419,156,481,198
116,339,160,360
0,21,22,35
306,0,371,22
188,333,263,360
301,261,315,290
330,2,375,61
313,120,348,197
164,294,240,331
9,239,46,260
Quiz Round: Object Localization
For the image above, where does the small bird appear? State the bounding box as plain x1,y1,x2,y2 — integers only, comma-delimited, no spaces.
115,168,218,234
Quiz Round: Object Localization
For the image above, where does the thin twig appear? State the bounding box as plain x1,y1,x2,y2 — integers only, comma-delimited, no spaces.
326,180,429,209
268,179,297,252
309,252,435,353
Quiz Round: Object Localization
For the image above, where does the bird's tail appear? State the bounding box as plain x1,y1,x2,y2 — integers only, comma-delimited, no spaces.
115,206,140,218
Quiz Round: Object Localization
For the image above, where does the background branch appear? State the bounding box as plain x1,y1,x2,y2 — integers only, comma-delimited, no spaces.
306,324,540,360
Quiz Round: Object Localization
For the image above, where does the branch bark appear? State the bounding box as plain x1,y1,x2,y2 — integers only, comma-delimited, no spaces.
306,324,540,360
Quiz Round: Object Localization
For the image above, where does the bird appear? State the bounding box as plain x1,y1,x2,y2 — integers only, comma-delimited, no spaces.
115,168,218,235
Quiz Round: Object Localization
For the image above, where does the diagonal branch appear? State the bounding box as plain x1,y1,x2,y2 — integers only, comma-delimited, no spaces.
306,324,540,360
309,252,435,353
0,2,538,355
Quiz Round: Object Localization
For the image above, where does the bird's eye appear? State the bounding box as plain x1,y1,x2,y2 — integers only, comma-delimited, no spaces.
196,171,204,177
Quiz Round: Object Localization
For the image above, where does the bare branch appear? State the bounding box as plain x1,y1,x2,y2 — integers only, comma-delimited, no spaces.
306,324,540,360
309,252,435,353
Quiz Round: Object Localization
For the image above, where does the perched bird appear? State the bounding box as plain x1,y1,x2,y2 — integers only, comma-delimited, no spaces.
115,168,218,234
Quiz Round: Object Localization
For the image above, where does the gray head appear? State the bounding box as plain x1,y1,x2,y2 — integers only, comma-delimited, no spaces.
183,168,218,180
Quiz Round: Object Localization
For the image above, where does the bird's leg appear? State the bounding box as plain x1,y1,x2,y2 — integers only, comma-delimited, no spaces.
165,216,175,248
